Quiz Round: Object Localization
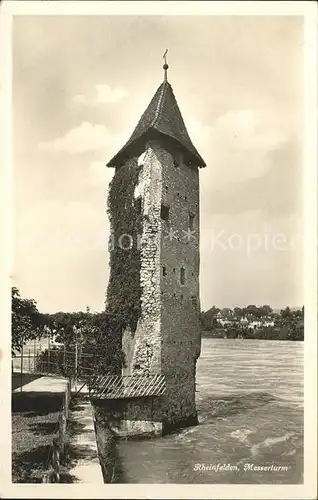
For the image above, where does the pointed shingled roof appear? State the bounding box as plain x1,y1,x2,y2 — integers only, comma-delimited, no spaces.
107,81,206,168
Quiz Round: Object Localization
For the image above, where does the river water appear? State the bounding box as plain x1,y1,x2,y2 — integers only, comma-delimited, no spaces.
116,339,304,484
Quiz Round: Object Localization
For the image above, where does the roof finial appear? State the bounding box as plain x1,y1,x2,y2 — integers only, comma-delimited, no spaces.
163,49,169,82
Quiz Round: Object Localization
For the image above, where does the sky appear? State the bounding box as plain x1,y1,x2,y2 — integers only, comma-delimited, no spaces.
12,15,304,313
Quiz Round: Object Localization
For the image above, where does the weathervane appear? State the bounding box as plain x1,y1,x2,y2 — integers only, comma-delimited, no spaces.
163,49,169,81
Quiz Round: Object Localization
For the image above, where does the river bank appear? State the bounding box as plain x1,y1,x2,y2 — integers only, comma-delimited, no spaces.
202,327,304,341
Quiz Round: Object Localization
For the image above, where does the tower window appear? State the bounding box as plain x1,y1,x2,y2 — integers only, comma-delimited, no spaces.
189,213,195,231
161,204,170,221
180,267,185,285
162,266,167,277
135,197,142,215
173,159,179,168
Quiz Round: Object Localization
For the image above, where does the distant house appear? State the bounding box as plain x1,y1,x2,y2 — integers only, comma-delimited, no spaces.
216,311,275,330
240,317,249,324
263,320,275,327
216,312,236,327
250,321,262,329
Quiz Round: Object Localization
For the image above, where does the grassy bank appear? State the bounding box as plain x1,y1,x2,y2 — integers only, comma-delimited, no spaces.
12,391,72,483
12,409,60,482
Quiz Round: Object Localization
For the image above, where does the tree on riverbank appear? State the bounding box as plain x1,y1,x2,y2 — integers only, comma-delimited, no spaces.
274,306,304,341
11,287,43,355
35,310,125,378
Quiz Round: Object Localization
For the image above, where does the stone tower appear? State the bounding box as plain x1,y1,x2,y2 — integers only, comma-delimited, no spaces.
106,60,206,437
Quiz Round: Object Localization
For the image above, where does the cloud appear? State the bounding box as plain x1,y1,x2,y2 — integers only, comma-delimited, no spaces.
212,109,289,151
186,118,212,160
95,85,127,103
191,108,298,217
201,139,301,216
193,109,291,190
73,84,127,106
187,108,290,183
88,161,114,186
38,122,122,154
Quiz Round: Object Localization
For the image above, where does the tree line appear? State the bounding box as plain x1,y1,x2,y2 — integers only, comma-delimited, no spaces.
12,288,304,372
200,305,304,341
11,287,124,375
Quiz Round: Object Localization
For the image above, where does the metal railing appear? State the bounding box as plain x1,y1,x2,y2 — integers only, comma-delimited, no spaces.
12,339,166,401
12,338,95,392
89,373,166,399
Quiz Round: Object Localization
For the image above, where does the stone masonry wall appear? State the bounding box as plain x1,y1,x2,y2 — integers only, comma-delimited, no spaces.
127,143,163,377
114,140,201,435
120,143,164,432
159,145,201,430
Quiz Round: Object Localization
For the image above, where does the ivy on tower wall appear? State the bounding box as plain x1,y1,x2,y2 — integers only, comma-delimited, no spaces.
106,158,143,335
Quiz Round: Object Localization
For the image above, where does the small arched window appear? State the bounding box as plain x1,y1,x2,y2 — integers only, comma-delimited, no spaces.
135,197,142,215
189,213,195,230
180,267,185,285
161,204,170,221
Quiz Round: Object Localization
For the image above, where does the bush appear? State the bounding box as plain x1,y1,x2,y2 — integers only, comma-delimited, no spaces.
35,312,125,380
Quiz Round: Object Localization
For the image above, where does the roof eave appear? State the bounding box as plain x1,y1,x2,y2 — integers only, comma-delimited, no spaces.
106,130,206,168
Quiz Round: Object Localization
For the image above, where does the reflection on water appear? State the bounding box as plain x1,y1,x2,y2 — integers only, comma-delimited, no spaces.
116,339,304,484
